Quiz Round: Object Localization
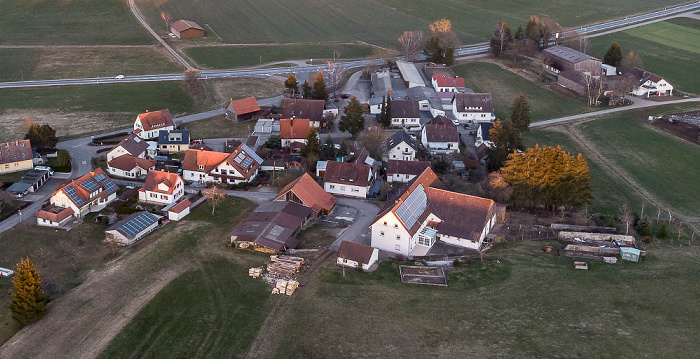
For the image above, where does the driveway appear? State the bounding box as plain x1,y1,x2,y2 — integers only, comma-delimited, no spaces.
329,197,380,250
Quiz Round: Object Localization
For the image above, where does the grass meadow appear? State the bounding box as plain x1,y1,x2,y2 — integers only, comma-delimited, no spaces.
591,19,700,94
453,62,590,122
182,115,254,139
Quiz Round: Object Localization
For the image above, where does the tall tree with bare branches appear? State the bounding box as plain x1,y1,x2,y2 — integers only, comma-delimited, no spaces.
324,61,345,97
182,68,205,102
490,22,512,57
620,51,644,73
398,31,424,60
204,185,227,215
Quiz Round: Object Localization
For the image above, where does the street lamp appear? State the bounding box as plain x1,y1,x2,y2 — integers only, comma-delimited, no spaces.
18,210,22,223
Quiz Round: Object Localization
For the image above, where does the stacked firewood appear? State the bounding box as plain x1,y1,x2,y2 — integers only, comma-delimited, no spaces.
267,255,305,280
271,280,300,295
248,267,263,278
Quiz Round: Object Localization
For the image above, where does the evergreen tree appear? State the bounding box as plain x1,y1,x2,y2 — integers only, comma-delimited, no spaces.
301,80,312,99
486,119,521,171
604,42,622,67
321,135,336,160
514,25,524,41
444,47,455,66
300,127,320,158
11,257,46,325
339,96,365,137
312,72,328,101
510,94,532,133
284,74,299,96
338,141,349,157
24,124,57,149
423,36,443,63
379,96,390,128
385,95,392,127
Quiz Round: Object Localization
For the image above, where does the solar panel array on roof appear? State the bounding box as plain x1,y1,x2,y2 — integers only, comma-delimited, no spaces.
242,144,263,164
395,184,427,229
64,186,86,206
80,179,100,192
94,173,106,181
119,212,158,238
241,157,253,168
235,152,246,163
103,179,118,193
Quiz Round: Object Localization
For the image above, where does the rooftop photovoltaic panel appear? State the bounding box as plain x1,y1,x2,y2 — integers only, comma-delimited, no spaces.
80,179,100,192
119,212,158,238
242,144,264,164
103,179,118,193
395,184,427,229
241,157,253,168
64,186,86,206
265,225,286,243
234,153,246,163
94,173,106,181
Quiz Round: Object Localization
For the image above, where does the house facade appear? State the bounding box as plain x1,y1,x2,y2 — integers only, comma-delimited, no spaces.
452,93,495,124
182,143,263,185
391,100,421,128
133,109,175,140
106,132,148,161
386,130,418,161
282,98,325,128
431,74,466,93
157,129,190,154
0,140,33,174
138,170,185,206
50,168,119,218
107,155,155,179
626,67,674,97
280,118,311,147
336,240,379,271
421,116,459,155
323,161,373,198
386,160,431,183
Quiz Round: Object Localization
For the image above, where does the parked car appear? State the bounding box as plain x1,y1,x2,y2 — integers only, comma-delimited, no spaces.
0,268,14,277
35,166,54,175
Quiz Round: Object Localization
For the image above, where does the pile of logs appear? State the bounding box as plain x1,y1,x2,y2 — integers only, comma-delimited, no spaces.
267,255,306,280
248,267,263,278
271,280,300,295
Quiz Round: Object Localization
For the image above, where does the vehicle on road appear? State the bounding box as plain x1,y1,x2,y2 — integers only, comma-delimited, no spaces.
35,166,54,175
0,267,14,277
115,75,125,79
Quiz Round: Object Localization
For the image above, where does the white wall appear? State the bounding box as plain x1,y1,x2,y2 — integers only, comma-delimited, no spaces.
387,143,415,161
107,166,147,179
391,117,420,127
370,212,412,257
281,138,307,147
324,182,368,198
387,173,417,183
451,106,495,124
168,206,190,221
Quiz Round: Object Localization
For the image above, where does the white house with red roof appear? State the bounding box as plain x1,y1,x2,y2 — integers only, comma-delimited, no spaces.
133,109,175,140
138,170,185,205
323,161,373,198
431,74,465,93
370,167,499,258
50,168,119,218
181,143,263,185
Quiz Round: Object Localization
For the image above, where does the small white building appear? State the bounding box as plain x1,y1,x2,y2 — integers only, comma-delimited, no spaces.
601,64,617,76
386,130,419,162
626,67,673,97
421,116,459,155
138,170,185,206
431,74,465,93
323,161,372,198
167,198,192,221
452,93,496,124
105,211,160,246
336,240,379,271
133,109,175,140
391,100,421,128
34,205,74,228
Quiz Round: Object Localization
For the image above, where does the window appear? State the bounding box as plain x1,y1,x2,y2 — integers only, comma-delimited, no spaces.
392,155,396,158
405,174,409,178
220,169,227,175
395,245,400,251
394,224,398,229
198,165,204,170
396,235,401,240
352,188,359,192
383,221,387,226
329,184,335,189
380,231,385,236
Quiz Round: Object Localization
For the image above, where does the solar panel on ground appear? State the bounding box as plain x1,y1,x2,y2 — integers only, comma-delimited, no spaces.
80,179,100,192
94,173,106,181
395,184,427,229
102,179,118,193
119,212,158,238
64,186,86,206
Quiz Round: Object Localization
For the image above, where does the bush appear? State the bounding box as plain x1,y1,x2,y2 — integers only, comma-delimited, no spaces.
116,206,141,215
655,221,669,238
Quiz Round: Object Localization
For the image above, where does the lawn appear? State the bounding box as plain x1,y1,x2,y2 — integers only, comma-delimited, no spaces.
579,112,700,217
0,47,182,82
210,77,284,105
453,62,590,122
269,241,700,358
182,115,254,139
185,43,376,69
295,224,336,249
0,0,152,45
590,19,700,94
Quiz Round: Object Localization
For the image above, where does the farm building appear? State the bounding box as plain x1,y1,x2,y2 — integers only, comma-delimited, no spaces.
557,70,588,96
134,109,175,140
230,201,311,253
386,130,419,161
282,98,326,128
0,139,33,174
138,170,185,206
167,198,192,221
34,204,74,228
336,240,379,271
226,97,261,122
542,45,602,76
421,115,459,155
396,61,425,88
323,161,373,199
157,130,190,154
273,172,337,217
105,211,160,246
170,20,204,39
406,86,445,118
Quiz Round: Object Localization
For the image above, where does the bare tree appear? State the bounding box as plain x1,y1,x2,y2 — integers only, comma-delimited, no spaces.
564,32,591,54
203,185,227,215
615,74,637,100
582,73,604,106
0,191,12,215
324,61,345,97
160,12,172,31
182,68,206,101
490,22,512,57
620,51,644,73
620,203,634,235
357,127,388,160
398,30,424,60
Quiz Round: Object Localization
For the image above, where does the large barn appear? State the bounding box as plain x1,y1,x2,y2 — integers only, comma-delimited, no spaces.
170,20,204,40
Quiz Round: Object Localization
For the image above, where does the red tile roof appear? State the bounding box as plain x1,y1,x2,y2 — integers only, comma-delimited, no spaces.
107,155,155,172
224,143,263,179
169,198,192,214
280,118,311,140
228,97,260,116
34,204,73,223
182,149,229,173
323,161,371,187
136,109,174,131
171,20,204,32
432,74,465,88
0,139,32,165
337,240,375,264
54,168,119,209
140,170,182,195
274,173,337,213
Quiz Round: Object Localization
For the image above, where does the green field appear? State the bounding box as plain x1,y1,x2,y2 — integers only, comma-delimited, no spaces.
185,43,376,69
579,113,700,217
591,19,700,94
453,62,590,122
0,0,152,45
182,115,254,139
210,77,284,104
138,0,683,47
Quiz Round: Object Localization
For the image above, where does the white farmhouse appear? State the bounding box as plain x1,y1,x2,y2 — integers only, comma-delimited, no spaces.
138,170,185,206
323,161,373,198
182,143,263,185
626,67,674,97
452,93,496,124
391,100,421,129
431,74,465,93
133,109,175,140
386,130,419,161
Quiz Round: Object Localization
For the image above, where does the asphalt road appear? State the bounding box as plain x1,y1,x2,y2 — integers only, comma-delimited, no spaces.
127,0,191,69
329,198,380,250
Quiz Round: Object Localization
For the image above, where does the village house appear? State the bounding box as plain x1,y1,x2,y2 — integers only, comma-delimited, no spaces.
542,45,602,77
421,115,459,155
323,161,373,199
280,118,311,148
157,129,190,154
273,172,337,217
138,170,185,206
282,98,326,128
49,168,119,218
386,130,419,161
107,155,155,179
230,201,312,253
626,67,674,97
391,100,421,129
170,20,204,40
475,122,493,147
226,97,261,122
0,139,33,174
452,93,496,124
431,74,466,93
106,131,148,161
406,86,446,118
182,143,263,185
370,167,499,258
133,109,175,140
386,160,431,183
336,240,379,271
105,211,160,246
34,204,74,228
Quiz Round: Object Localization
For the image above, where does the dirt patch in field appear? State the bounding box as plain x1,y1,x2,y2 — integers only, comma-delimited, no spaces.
210,78,284,104
0,109,133,142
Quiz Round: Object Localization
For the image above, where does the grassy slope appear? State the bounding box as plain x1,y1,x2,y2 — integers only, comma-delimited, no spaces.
579,114,700,217
185,44,375,69
275,241,700,358
453,62,590,122
590,20,700,94
0,0,152,45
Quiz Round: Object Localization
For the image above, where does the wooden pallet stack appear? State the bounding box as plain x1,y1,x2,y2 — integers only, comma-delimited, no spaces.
248,267,263,278
267,255,305,280
271,280,300,295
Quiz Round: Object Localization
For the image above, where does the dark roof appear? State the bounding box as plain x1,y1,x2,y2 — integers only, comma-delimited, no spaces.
424,120,458,143
254,201,312,222
391,100,420,119
475,143,488,160
157,130,190,145
386,160,431,176
387,130,418,151
114,132,148,157
171,20,204,32
229,201,311,252
453,93,494,113
543,45,600,64
626,67,666,85
559,70,588,86
0,140,32,165
479,122,493,142
337,240,375,264
107,211,159,241
282,98,325,123
323,161,371,187
273,173,337,213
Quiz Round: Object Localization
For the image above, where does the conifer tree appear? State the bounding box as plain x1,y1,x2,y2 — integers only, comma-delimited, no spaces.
510,94,532,133
301,80,312,99
379,96,390,128
423,36,443,63
486,119,521,171
604,42,622,67
339,96,365,137
321,135,336,160
11,257,46,324
312,72,328,101
300,127,320,158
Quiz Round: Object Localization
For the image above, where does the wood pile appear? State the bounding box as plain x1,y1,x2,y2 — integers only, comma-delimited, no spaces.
573,261,588,270
271,280,300,295
248,267,263,278
267,255,306,280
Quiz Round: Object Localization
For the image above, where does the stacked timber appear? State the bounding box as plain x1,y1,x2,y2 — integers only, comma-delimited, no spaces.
271,280,300,295
267,255,305,280
249,267,263,278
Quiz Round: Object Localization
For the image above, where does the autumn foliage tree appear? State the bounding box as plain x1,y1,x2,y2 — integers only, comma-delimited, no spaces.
424,18,459,64
501,145,592,209
490,21,512,57
620,50,644,73
604,42,622,67
312,71,328,101
25,123,57,149
284,74,299,96
11,257,46,325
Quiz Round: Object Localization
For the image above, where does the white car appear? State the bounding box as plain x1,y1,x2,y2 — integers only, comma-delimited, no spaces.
0,268,14,277
35,166,54,175
115,75,125,79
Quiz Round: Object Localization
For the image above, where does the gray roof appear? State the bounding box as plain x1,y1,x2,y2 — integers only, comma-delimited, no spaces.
371,70,393,97
6,182,32,193
157,130,190,145
396,61,425,87
453,93,494,113
543,45,600,64
116,132,148,157
107,211,159,241
387,130,418,151
391,100,420,119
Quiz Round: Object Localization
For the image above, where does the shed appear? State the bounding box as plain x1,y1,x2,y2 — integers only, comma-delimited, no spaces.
105,211,160,246
170,20,204,40
167,198,192,221
336,240,379,271
620,247,641,262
